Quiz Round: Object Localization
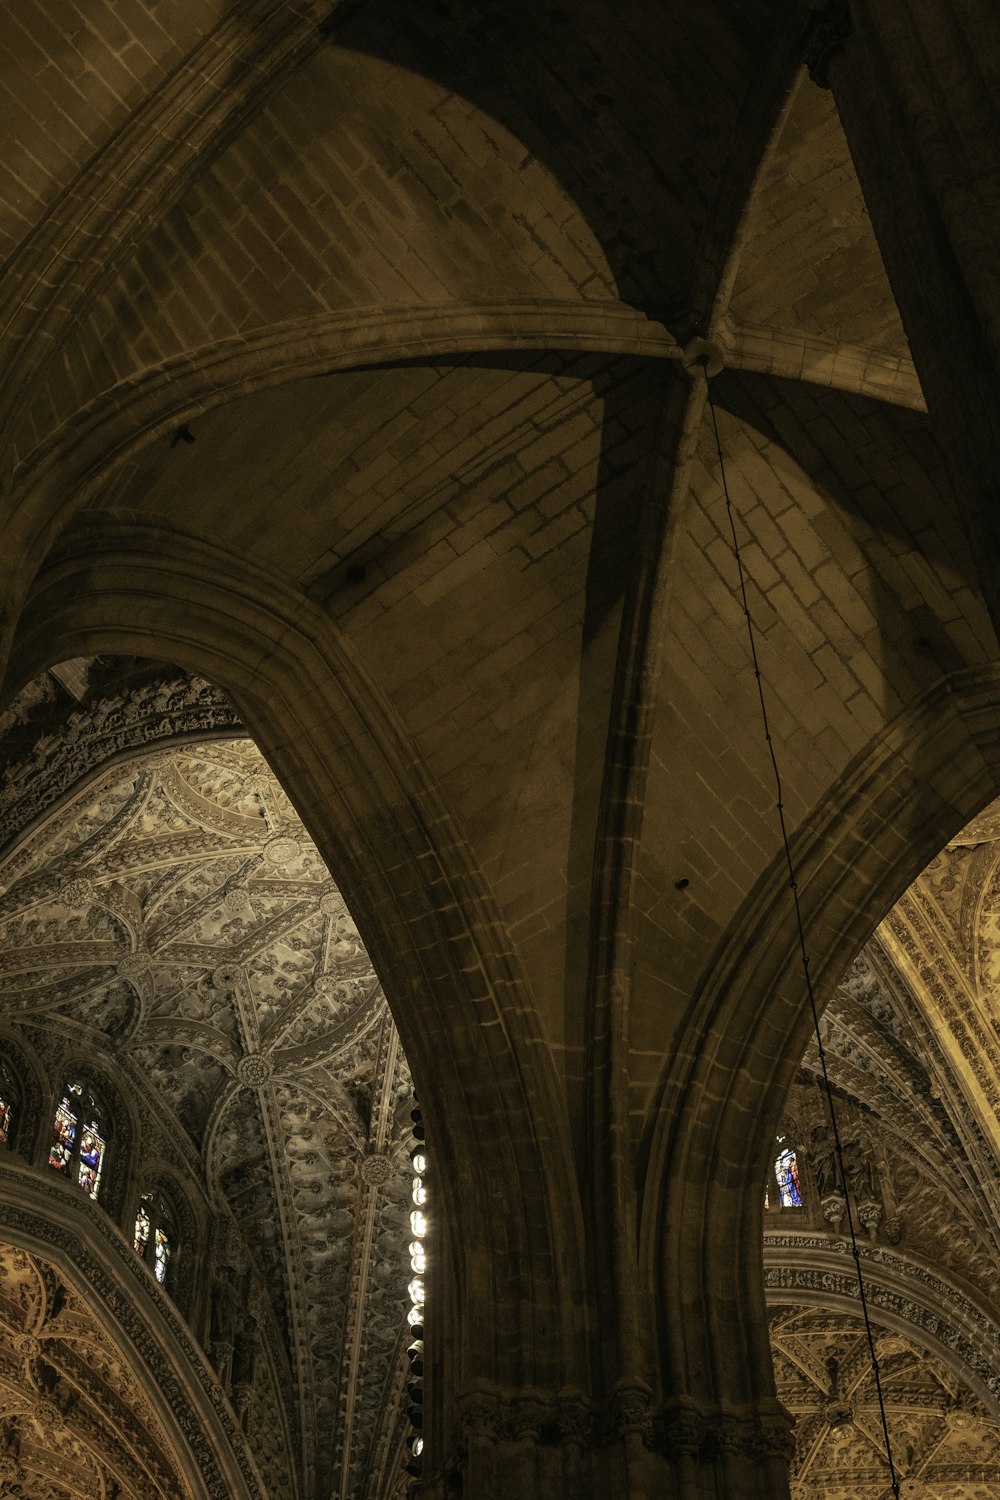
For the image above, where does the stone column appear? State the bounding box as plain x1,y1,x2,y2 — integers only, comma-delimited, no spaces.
426,1384,792,1500
808,0,1000,614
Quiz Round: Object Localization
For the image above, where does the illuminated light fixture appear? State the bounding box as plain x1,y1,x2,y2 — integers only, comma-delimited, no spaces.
405,1097,427,1489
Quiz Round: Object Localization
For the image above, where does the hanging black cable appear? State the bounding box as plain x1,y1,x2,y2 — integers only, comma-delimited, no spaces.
706,385,900,1499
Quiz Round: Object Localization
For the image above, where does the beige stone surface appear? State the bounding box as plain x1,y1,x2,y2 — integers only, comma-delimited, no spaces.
0,2,999,1496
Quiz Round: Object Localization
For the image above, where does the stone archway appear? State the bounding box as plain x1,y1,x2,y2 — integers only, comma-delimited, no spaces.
639,668,1000,1478
0,1160,260,1500
2,517,588,1491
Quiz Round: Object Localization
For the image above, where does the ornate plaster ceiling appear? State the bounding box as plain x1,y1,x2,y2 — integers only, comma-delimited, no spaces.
0,1238,190,1500
0,710,415,1499
769,795,1000,1498
773,1307,1000,1500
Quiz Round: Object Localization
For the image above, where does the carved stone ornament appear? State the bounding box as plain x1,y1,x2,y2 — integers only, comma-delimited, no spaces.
823,1396,853,1429
236,1053,272,1088
882,1214,903,1245
454,1386,595,1449
359,1152,393,1187
33,1396,64,1432
821,1191,847,1232
763,1237,1000,1403
556,1393,592,1448
212,963,241,990
0,672,242,857
263,837,299,868
610,1379,653,1439
117,953,152,978
658,1403,707,1457
58,877,94,907
857,1198,882,1242
456,1389,508,1444
802,0,851,88
750,1410,796,1463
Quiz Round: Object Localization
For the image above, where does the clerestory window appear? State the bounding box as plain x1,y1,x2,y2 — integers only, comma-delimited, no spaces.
133,1191,176,1287
48,1081,110,1200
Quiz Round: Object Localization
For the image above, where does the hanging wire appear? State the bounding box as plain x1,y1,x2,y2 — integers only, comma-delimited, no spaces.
705,384,900,1499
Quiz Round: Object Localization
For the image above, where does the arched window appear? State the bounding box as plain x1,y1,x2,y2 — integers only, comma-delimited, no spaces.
765,1133,804,1212
0,1061,19,1148
48,1081,110,1200
133,1190,176,1287
774,1145,803,1208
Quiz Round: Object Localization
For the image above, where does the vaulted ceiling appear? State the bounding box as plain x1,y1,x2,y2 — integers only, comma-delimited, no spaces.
0,662,415,1499
767,798,1000,1498
1,3,999,1497
0,1240,192,1500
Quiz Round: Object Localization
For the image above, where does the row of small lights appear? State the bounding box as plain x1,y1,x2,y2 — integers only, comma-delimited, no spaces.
405,1096,426,1483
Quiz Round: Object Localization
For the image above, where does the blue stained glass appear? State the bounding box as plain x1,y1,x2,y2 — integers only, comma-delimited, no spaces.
775,1147,802,1208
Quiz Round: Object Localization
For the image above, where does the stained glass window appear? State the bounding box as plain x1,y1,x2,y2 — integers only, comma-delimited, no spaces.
77,1122,106,1199
774,1146,803,1208
48,1082,110,1201
48,1097,78,1173
134,1191,175,1288
134,1201,151,1258
154,1227,171,1285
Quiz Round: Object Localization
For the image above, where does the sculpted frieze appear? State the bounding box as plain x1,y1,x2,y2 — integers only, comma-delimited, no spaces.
0,675,240,859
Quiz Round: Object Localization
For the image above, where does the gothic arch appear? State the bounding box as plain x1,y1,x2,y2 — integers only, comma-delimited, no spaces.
131,1160,206,1324
4,516,588,1415
0,1028,47,1163
763,1232,1000,1417
0,1153,262,1499
640,665,1000,1417
20,301,679,496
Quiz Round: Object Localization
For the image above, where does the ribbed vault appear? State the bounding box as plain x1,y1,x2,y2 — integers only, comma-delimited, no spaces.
0,671,417,1498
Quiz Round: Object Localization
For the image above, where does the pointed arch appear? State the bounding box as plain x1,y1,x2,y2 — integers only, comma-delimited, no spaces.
640,667,1000,1416
5,515,587,1411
